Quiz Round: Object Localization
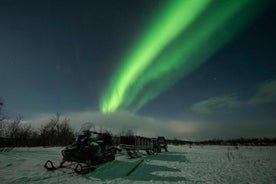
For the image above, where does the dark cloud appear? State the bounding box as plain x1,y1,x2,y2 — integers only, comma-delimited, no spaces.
248,79,276,106
191,79,276,115
192,95,243,114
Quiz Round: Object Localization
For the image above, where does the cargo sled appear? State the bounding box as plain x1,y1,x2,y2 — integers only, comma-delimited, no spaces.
119,135,168,158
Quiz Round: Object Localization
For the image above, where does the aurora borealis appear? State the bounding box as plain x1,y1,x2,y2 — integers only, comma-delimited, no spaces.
100,0,269,113
100,0,211,113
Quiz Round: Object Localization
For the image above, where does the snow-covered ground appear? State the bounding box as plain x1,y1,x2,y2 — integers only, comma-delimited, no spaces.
0,145,275,183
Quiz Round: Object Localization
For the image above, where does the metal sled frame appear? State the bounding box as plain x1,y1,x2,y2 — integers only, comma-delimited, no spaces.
119,136,159,158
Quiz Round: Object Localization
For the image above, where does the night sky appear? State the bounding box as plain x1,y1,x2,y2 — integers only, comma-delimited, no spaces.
0,0,275,140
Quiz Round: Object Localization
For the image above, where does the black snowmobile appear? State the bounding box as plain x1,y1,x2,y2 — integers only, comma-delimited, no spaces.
44,127,116,174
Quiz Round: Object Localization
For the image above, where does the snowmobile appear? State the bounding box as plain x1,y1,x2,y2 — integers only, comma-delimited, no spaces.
44,126,116,174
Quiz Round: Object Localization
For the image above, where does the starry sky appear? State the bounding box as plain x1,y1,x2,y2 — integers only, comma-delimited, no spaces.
0,0,275,140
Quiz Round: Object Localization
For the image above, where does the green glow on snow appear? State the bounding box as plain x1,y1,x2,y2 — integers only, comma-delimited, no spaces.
100,0,269,113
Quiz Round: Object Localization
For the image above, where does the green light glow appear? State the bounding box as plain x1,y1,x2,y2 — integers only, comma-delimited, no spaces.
101,0,211,113
100,0,269,113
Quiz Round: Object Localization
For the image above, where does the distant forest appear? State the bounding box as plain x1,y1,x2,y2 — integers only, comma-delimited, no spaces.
0,99,275,148
167,138,276,146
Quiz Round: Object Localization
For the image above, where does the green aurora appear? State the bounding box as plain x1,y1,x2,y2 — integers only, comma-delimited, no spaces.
100,0,269,113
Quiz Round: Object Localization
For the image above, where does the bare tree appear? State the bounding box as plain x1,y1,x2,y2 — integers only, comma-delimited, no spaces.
18,124,32,139
8,115,23,139
0,98,4,121
0,99,4,137
40,113,75,146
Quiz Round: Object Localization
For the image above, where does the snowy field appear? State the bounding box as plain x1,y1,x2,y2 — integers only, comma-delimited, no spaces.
0,145,275,184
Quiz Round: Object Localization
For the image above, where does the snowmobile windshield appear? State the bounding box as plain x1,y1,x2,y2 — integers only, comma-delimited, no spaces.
76,122,98,140
78,122,95,134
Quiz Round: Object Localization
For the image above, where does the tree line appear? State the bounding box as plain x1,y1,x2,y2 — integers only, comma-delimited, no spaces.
167,137,276,146
0,100,75,147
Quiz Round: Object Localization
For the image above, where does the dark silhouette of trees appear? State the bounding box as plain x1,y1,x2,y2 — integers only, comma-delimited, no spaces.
0,103,75,147
0,98,5,138
39,113,75,146
8,115,23,139
0,98,4,121
167,137,276,146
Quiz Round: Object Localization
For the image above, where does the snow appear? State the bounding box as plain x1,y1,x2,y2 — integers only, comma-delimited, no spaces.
0,145,275,183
